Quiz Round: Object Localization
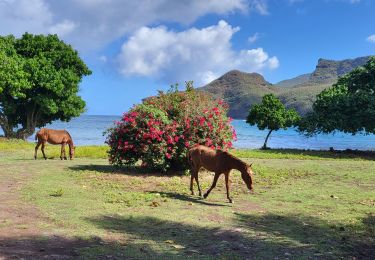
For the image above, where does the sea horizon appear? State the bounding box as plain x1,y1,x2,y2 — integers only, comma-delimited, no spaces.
1,115,373,151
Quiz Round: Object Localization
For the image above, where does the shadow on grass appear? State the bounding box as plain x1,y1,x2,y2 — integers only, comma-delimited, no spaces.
68,164,184,177
84,213,375,259
0,235,112,259
235,148,375,161
148,191,230,207
1,213,373,258
234,212,375,259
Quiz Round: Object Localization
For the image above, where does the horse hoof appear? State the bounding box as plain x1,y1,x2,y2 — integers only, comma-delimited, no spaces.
203,193,208,199
229,199,234,204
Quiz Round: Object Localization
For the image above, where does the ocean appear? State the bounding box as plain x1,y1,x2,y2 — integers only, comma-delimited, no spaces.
1,115,374,150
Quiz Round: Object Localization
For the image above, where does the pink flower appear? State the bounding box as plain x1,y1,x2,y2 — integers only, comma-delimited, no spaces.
199,117,205,126
165,153,172,159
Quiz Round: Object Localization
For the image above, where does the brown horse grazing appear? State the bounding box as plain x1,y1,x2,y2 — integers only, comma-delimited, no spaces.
188,145,254,203
34,128,75,160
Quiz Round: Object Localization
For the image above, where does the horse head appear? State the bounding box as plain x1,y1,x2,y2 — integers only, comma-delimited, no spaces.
241,163,254,191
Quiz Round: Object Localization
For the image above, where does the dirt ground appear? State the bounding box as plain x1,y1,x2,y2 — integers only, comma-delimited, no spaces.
0,164,98,259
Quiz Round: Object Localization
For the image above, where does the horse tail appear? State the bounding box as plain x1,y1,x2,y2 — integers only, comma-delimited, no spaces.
35,130,40,141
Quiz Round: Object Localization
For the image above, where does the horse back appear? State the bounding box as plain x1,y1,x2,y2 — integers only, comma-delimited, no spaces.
36,128,71,144
189,145,229,172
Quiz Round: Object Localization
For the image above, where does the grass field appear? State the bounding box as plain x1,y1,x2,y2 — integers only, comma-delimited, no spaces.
0,138,374,259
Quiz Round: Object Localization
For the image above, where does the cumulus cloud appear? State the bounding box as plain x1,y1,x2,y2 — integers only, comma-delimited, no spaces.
0,0,248,51
48,20,76,37
117,20,279,85
0,0,53,36
367,34,375,43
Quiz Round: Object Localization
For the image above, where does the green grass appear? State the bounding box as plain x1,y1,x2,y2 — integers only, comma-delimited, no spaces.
1,139,374,259
0,137,108,159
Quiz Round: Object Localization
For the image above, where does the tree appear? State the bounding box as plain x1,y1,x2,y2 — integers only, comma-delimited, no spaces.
299,56,375,136
247,94,300,149
0,33,91,139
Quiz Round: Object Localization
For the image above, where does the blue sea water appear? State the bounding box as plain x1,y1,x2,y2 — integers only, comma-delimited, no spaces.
1,115,374,150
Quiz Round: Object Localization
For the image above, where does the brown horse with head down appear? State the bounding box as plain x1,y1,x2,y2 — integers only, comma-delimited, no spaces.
34,128,75,160
188,145,254,203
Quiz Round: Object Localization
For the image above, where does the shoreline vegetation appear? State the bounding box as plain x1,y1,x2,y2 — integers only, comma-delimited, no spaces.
1,137,374,162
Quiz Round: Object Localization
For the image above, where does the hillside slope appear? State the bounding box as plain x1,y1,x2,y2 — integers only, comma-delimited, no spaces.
200,56,372,118
199,70,280,118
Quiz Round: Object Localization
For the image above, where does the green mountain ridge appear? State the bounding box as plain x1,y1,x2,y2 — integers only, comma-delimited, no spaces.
275,73,311,88
199,56,372,118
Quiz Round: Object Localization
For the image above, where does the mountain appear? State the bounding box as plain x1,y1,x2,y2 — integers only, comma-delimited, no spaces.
199,56,372,118
275,73,311,88
306,56,371,85
199,70,280,119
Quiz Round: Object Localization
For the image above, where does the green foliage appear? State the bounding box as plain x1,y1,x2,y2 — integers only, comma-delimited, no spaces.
0,33,91,139
247,94,300,149
299,56,375,135
106,82,236,172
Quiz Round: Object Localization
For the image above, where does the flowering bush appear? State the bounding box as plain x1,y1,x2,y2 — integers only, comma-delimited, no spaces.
106,82,236,172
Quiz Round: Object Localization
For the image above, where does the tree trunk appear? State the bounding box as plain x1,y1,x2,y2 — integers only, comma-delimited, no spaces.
1,123,35,140
0,110,37,140
262,129,273,149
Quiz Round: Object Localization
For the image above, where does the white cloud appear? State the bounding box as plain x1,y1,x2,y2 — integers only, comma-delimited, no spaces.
117,20,278,85
48,20,76,37
366,34,375,43
250,0,269,15
0,0,53,36
0,0,249,52
248,32,260,43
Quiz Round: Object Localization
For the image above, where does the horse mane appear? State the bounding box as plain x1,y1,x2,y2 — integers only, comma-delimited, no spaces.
65,130,73,143
221,150,248,167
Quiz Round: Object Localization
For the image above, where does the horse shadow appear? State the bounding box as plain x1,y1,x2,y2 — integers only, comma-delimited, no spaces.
148,191,230,207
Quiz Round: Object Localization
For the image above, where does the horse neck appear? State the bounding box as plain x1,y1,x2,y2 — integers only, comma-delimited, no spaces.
67,139,74,150
226,153,246,173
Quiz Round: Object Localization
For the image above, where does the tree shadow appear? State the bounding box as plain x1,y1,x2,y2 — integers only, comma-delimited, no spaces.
68,164,184,177
234,212,375,259
85,213,375,258
0,235,114,259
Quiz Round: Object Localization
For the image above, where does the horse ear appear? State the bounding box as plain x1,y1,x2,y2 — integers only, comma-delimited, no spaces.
249,163,253,167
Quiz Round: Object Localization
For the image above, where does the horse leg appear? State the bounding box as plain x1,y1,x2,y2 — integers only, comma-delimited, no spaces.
194,171,202,197
225,172,233,203
34,142,41,160
60,143,65,160
62,143,68,160
41,142,47,160
203,172,220,199
190,171,195,195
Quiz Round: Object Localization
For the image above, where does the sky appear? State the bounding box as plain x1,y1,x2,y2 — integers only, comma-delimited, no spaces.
0,0,374,115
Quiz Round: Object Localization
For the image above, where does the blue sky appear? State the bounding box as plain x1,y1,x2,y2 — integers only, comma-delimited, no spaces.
1,0,374,115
